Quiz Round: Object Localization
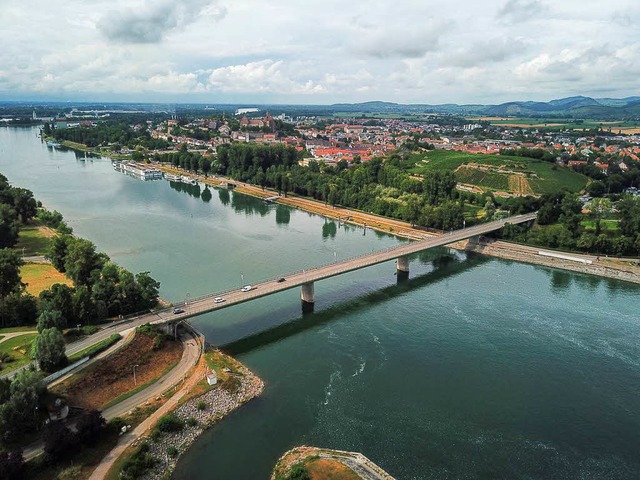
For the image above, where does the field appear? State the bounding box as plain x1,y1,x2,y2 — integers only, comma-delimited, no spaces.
13,225,53,256
403,150,588,195
305,458,360,479
51,330,182,410
20,262,72,296
470,116,640,133
0,333,37,373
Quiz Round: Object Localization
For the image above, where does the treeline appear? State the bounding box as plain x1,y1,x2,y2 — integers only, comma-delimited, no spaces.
46,122,169,150
0,173,38,247
500,147,557,163
500,192,640,256
154,146,212,175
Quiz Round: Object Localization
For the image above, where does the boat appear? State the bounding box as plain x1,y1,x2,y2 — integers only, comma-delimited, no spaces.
46,140,61,147
164,173,181,182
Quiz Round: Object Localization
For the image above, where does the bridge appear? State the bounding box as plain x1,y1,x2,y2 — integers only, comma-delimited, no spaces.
154,212,537,325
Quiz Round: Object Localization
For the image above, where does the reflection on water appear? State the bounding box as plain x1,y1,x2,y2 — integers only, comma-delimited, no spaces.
275,204,290,225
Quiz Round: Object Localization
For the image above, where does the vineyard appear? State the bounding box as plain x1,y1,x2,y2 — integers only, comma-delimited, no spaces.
403,150,588,195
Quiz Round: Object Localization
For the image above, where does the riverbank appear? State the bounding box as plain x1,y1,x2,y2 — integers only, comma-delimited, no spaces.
272,446,396,480
156,164,640,284
103,348,264,480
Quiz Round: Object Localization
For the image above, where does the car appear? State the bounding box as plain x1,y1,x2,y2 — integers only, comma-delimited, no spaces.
241,285,252,292
214,297,225,303
277,277,286,283
173,307,185,314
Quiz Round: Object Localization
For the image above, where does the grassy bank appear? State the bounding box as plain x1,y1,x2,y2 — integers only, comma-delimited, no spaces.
0,333,37,373
20,262,73,296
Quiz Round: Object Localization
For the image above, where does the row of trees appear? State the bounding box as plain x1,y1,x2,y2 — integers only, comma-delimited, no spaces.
0,173,37,248
500,192,640,255
169,144,481,230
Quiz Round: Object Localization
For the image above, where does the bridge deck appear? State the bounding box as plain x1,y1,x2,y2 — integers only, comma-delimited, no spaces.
153,213,536,324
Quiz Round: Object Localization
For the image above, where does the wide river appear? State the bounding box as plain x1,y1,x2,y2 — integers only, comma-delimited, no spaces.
1,127,639,479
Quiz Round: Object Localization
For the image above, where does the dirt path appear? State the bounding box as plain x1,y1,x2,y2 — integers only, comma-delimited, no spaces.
0,331,37,344
88,334,202,480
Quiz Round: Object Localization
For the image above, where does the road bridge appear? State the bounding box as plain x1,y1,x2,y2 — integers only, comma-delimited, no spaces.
155,212,536,324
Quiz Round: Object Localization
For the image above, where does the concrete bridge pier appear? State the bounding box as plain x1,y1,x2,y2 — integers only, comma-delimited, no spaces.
467,235,482,246
397,255,410,273
301,282,315,313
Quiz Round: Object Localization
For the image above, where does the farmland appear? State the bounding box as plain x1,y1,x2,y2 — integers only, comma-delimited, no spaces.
402,150,588,195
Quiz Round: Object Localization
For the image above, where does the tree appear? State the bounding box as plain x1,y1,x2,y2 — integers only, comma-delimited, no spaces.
135,272,160,309
75,410,106,446
559,193,582,235
64,238,102,286
32,327,67,372
47,234,72,272
0,205,19,248
72,285,96,325
0,370,43,443
0,249,23,298
484,198,496,220
10,188,37,223
0,292,37,328
36,310,65,333
42,421,75,460
39,283,74,324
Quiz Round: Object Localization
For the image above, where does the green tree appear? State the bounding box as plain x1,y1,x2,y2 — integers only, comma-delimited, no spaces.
47,234,72,272
135,272,160,309
10,188,37,223
0,249,23,298
39,283,74,323
32,327,67,372
36,310,65,333
64,238,102,286
0,369,43,443
0,205,19,248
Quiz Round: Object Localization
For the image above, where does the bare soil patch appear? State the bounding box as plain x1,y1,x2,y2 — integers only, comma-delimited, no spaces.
306,458,360,479
52,332,183,410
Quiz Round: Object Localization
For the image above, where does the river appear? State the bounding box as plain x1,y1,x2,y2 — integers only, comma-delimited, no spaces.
1,127,639,479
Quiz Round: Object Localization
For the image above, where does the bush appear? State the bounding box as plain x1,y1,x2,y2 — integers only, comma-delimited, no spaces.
56,464,82,480
155,413,184,433
196,400,206,411
166,446,178,457
81,325,98,335
186,417,197,427
285,464,311,480
121,442,156,480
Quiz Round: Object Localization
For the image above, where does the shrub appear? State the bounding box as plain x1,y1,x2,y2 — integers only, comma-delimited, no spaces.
186,417,197,427
155,413,184,433
56,464,82,480
285,464,311,480
196,400,206,411
121,442,156,480
166,446,178,457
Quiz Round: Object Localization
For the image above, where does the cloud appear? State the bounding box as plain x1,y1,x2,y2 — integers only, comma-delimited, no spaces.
98,0,226,44
206,60,325,94
497,0,546,23
353,22,450,59
448,38,528,68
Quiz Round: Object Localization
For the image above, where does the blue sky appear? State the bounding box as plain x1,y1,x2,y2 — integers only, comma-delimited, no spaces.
1,0,639,104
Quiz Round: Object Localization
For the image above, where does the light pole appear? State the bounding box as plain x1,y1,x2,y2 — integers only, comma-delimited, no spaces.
76,323,81,334
333,251,337,263
185,293,190,314
133,364,139,387
240,272,244,287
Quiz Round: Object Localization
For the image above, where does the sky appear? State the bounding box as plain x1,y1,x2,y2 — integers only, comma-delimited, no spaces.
1,0,639,105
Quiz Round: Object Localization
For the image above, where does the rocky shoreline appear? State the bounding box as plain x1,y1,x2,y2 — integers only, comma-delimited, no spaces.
139,352,264,480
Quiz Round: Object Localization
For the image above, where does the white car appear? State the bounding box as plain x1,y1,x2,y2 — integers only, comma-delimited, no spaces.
214,297,225,304
241,285,252,292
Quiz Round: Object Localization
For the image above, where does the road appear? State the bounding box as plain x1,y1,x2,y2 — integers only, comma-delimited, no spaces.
0,330,37,344
2,212,534,381
23,332,200,461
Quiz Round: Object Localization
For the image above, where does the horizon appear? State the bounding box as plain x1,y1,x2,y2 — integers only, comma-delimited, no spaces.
2,0,639,104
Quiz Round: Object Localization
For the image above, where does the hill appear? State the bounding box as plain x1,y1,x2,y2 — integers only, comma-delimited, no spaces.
401,150,588,196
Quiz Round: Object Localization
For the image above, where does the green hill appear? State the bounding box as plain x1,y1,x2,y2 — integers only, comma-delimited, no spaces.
401,150,588,196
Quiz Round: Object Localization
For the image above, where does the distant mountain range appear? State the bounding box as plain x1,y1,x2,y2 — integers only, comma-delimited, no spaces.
328,96,640,119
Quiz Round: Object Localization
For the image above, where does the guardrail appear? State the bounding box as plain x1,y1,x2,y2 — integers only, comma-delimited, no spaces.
42,356,90,385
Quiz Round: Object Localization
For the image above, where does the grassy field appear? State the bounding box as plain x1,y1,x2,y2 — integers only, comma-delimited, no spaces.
13,225,52,256
403,150,588,195
581,219,620,233
20,262,72,296
305,458,360,479
0,333,37,373
473,117,640,132
0,326,37,335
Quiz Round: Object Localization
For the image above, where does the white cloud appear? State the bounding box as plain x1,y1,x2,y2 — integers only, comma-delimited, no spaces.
0,0,639,103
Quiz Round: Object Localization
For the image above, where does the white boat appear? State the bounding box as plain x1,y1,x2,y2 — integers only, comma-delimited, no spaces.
165,173,181,182
46,140,61,147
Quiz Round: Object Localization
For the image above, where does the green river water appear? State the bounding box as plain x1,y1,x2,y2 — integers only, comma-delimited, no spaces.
1,127,639,479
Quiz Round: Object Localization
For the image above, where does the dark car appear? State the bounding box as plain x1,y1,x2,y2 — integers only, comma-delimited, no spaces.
277,277,286,283
173,307,185,314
